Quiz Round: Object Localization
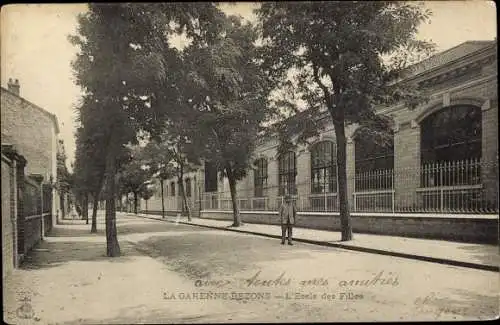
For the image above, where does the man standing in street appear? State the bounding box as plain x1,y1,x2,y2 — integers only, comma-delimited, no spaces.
279,194,296,245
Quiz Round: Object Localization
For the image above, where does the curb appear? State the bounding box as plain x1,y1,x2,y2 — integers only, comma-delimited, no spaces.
129,213,499,273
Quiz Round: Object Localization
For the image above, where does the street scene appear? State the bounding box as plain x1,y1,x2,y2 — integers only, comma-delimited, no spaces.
3,212,499,323
1,2,499,324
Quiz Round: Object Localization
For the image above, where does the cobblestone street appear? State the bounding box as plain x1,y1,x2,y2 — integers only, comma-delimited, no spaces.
3,213,498,324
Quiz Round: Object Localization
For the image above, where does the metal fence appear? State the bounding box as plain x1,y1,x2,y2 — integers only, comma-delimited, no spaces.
23,178,43,253
24,179,41,218
200,159,498,214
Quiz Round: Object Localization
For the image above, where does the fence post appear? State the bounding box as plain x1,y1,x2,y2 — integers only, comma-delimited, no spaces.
324,186,327,212
391,170,395,213
440,162,444,212
198,185,202,216
40,183,44,240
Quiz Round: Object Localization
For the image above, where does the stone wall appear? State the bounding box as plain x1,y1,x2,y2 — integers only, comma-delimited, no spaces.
200,211,497,244
1,155,16,279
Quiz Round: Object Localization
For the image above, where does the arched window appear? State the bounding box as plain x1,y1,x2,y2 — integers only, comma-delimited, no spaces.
310,141,337,193
254,158,268,197
421,105,481,164
354,129,394,191
170,181,176,196
185,178,191,197
420,105,481,186
278,151,297,195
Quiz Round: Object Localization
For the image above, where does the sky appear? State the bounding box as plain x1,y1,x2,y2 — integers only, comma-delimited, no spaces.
1,1,497,170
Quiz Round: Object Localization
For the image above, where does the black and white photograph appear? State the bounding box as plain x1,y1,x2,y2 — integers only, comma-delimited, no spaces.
1,1,498,323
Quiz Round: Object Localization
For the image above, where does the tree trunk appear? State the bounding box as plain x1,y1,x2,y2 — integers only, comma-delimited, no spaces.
60,194,65,219
178,166,192,221
160,179,165,219
333,120,353,241
104,149,120,257
226,164,241,227
145,199,148,213
91,193,99,233
133,191,138,214
83,194,89,224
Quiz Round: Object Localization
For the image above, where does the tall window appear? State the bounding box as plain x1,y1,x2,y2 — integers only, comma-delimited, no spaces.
204,161,218,192
185,178,192,197
278,151,297,195
355,129,394,191
310,141,337,193
170,182,176,196
254,158,268,197
420,105,481,186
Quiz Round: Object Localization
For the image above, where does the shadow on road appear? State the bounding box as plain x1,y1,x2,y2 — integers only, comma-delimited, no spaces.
20,238,142,271
135,231,333,279
118,222,212,235
48,226,106,237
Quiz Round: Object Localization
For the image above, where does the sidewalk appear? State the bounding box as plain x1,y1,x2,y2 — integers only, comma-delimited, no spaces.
128,212,499,272
2,217,254,324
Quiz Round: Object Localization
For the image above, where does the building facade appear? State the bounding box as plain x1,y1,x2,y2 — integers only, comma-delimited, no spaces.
141,41,498,241
1,79,61,224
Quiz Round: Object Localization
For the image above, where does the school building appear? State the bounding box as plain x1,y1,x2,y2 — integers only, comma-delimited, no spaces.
140,40,498,243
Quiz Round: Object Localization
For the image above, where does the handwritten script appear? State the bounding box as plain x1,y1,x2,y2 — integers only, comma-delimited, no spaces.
193,270,399,289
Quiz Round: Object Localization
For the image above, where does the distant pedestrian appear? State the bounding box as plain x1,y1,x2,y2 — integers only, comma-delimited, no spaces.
279,194,296,245
76,205,82,218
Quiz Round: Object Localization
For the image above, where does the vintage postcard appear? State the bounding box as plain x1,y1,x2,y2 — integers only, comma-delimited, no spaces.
1,2,498,323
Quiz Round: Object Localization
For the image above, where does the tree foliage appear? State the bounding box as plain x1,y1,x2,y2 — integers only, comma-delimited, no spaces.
181,14,272,226
257,1,435,240
70,3,228,255
56,140,72,194
117,145,153,214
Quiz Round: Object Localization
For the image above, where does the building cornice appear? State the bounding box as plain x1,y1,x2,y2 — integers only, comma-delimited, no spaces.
401,41,497,86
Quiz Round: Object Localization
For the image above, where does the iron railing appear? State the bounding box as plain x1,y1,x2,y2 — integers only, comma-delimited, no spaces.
198,159,498,214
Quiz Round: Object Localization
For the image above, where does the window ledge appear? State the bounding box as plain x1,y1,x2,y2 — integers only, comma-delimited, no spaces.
354,190,395,195
416,184,483,192
309,193,338,197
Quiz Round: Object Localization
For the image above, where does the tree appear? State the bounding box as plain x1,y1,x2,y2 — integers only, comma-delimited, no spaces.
139,124,201,221
142,147,175,219
139,183,155,214
257,2,434,240
56,140,72,218
73,95,109,233
182,15,272,227
117,147,152,215
70,3,227,256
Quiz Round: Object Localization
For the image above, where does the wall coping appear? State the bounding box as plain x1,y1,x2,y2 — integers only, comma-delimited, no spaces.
201,210,498,220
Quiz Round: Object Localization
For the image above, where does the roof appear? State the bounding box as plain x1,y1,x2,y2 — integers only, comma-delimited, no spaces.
404,40,496,78
259,40,496,142
1,86,60,134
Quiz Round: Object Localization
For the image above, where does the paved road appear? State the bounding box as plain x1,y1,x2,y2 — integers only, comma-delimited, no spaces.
3,213,498,323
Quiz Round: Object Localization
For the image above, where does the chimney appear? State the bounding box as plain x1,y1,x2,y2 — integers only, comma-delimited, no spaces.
7,78,20,96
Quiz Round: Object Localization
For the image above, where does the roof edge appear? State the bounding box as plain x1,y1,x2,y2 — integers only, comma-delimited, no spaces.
1,86,60,134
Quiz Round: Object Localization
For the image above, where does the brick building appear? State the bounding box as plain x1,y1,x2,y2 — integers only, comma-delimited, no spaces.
141,40,498,242
1,79,63,277
1,78,61,218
